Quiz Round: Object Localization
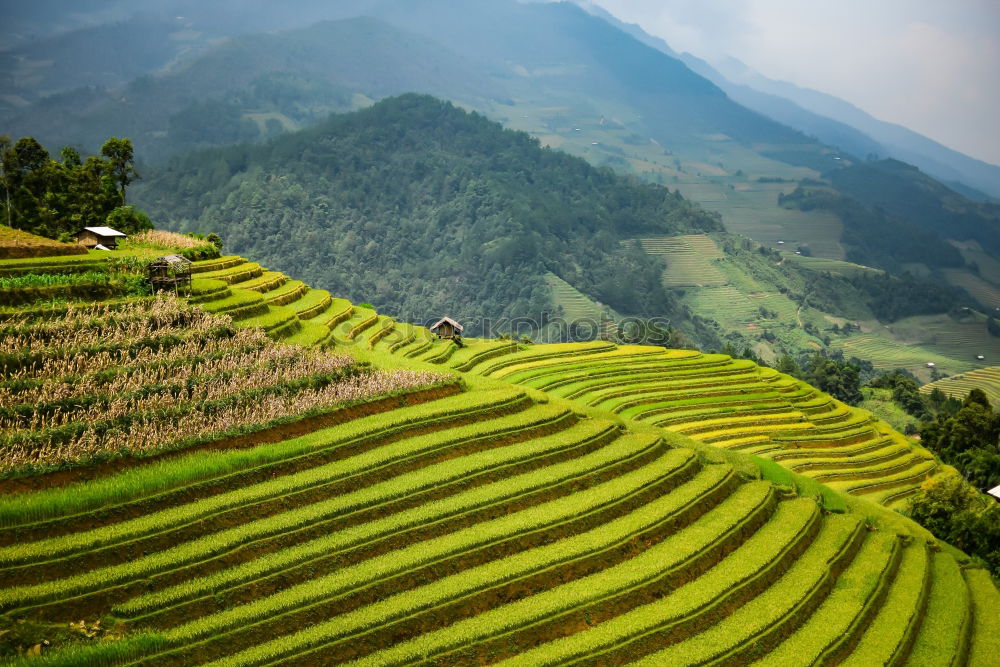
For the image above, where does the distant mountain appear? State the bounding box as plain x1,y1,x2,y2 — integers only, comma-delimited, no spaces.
573,2,883,157
3,17,492,161
368,0,815,151
575,2,1000,200
710,57,1000,200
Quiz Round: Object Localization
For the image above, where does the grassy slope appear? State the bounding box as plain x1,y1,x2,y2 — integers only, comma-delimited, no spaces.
0,226,88,260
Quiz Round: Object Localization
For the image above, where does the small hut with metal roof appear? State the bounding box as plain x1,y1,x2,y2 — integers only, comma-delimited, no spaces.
148,254,193,294
77,226,126,249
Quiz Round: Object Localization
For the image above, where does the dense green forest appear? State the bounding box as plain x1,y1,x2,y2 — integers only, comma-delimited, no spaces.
0,135,149,240
136,94,722,336
908,389,1000,574
828,160,1000,256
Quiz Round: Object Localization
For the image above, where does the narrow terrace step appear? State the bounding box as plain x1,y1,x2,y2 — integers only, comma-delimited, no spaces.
809,453,930,484
155,476,773,666
699,421,816,446
838,542,931,666
497,347,680,384
196,262,263,285
120,432,678,629
261,280,308,306
236,271,286,293
770,436,897,463
240,305,300,337
473,342,621,376
307,298,352,329
787,444,911,473
449,341,522,373
754,531,901,666
190,256,244,274
907,551,972,666
283,321,332,347
187,279,230,303
517,356,745,391
288,289,332,320
829,459,938,497
197,289,268,320
358,493,818,666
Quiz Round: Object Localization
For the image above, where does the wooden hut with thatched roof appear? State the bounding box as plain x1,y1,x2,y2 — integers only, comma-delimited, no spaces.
148,254,193,294
430,316,464,341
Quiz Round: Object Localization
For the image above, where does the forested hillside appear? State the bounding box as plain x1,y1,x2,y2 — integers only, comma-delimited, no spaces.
828,160,1000,256
136,95,722,336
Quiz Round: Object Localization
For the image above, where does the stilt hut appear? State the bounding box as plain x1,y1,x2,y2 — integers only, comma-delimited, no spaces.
430,316,464,341
148,254,193,294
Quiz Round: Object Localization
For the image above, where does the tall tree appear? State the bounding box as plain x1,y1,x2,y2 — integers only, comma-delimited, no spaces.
0,135,11,228
100,137,140,204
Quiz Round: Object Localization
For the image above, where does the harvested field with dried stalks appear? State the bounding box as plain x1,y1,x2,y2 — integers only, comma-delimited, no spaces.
0,296,447,475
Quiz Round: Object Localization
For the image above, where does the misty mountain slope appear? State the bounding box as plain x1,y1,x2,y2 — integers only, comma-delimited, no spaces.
0,16,185,115
6,0,830,163
573,1,884,162
134,94,722,335
711,57,1000,200
370,0,815,150
578,1,1000,199
3,17,491,160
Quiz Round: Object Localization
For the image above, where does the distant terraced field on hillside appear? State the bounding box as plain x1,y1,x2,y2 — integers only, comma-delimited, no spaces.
921,366,1000,407
637,234,728,287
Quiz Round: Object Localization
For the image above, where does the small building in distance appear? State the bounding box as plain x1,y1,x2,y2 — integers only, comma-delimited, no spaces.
430,316,464,341
148,254,193,294
77,226,126,249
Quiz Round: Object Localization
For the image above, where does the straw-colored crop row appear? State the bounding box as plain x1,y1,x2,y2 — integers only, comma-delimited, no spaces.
0,296,445,474
0,385,507,534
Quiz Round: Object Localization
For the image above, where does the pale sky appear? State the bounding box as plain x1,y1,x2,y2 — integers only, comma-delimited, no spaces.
587,0,1000,166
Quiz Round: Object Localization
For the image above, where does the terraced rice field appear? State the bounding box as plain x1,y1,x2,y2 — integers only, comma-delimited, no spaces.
4,361,995,664
838,335,979,377
681,285,762,325
921,366,1000,407
893,317,1000,364
414,340,952,510
944,269,1000,309
706,188,847,259
786,254,882,277
542,273,616,340
3,250,1000,664
636,235,728,287
183,255,364,347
